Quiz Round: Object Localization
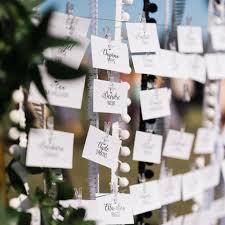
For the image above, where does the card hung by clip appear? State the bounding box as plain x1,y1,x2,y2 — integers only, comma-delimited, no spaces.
133,130,162,164
126,22,160,53
140,87,171,120
129,180,161,215
82,125,121,169
177,25,203,53
205,53,225,80
26,128,74,169
209,25,225,51
91,35,131,74
163,129,194,160
93,79,128,114
194,128,216,154
28,65,86,109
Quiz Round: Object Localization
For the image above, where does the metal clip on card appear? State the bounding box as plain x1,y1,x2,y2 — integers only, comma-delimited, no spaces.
75,187,82,206
103,27,112,50
103,121,111,142
66,0,75,36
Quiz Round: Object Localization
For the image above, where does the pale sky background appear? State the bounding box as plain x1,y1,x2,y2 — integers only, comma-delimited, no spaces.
40,0,209,39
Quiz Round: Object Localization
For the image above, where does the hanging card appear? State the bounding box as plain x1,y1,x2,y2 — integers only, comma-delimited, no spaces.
59,200,99,221
177,25,203,53
28,65,85,109
82,125,121,169
133,131,162,164
182,170,204,201
159,175,182,205
48,12,90,38
140,88,171,120
93,79,128,114
205,53,225,80
26,128,74,169
27,207,41,225
91,35,131,73
163,129,194,160
186,54,206,83
131,53,162,76
222,160,225,181
129,180,161,215
160,50,189,79
96,193,134,224
126,22,160,53
194,128,216,154
209,25,225,51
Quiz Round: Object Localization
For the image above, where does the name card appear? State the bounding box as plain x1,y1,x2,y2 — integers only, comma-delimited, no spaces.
96,193,134,224
182,170,203,201
82,125,121,169
59,200,99,221
163,129,194,160
159,175,182,205
126,23,160,53
186,54,206,83
27,207,41,225
28,65,85,109
205,54,225,80
93,79,128,114
177,26,203,53
26,129,74,169
91,35,131,74
194,128,216,154
140,88,171,120
129,180,161,215
209,25,225,51
133,131,162,164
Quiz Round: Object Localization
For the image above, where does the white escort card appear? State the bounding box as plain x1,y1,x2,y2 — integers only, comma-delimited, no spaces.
27,207,41,225
209,25,225,51
96,193,134,224
205,54,225,80
82,125,121,169
26,129,74,169
163,129,194,160
222,160,225,181
133,131,162,164
182,170,203,201
129,180,161,215
159,175,182,205
93,79,128,114
91,35,131,73
59,200,99,221
186,54,206,83
28,65,85,109
140,88,171,120
177,25,203,53
194,128,216,154
126,23,160,53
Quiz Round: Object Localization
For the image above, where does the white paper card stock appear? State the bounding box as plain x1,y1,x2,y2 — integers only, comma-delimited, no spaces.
93,79,128,114
126,23,160,53
91,35,131,73
130,180,161,215
177,26,203,53
26,129,74,169
140,88,171,120
210,25,225,51
163,129,194,160
194,128,216,154
82,125,121,169
96,193,134,224
27,207,41,225
159,175,182,205
59,200,99,221
222,160,225,181
205,54,225,80
186,54,206,83
182,170,203,201
28,66,85,109
133,131,162,164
